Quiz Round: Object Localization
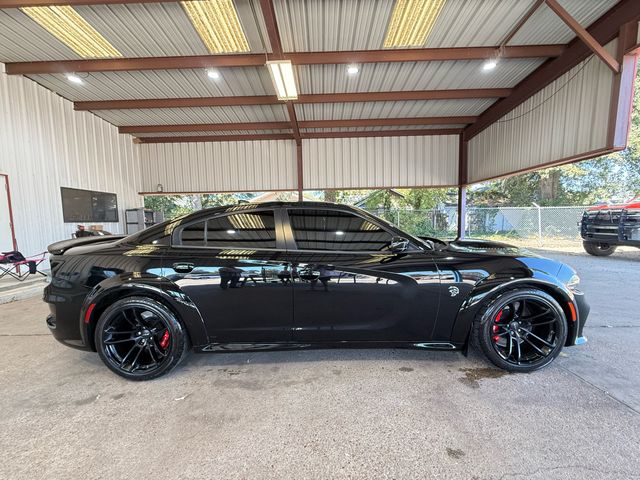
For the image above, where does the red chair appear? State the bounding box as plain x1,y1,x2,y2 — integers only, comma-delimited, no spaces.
0,250,48,281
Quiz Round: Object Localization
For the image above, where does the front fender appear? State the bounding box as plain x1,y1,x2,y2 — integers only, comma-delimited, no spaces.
450,273,576,347
80,273,209,350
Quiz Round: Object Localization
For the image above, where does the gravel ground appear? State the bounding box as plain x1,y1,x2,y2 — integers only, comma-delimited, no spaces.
0,247,638,479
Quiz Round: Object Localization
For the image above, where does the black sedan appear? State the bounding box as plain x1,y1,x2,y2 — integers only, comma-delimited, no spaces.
44,202,588,380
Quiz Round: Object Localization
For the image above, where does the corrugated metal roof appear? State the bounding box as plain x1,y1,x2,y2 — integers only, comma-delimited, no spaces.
0,1,270,62
297,59,544,94
28,67,274,101
0,9,81,61
133,130,291,138
274,0,619,51
0,0,620,62
509,0,619,45
425,0,538,48
93,104,289,126
294,99,497,121
274,0,396,52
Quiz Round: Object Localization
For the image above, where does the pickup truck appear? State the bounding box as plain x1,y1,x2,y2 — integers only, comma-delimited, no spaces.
580,196,640,256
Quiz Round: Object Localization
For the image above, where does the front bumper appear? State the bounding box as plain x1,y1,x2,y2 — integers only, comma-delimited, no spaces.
570,289,590,346
580,208,640,246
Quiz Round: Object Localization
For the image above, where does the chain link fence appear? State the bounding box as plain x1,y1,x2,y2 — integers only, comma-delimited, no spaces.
365,205,586,244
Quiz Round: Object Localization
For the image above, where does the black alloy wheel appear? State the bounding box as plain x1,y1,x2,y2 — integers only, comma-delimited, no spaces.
95,296,189,380
475,289,567,372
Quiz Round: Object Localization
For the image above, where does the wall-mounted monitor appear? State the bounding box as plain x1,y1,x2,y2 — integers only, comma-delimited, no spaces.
61,187,118,223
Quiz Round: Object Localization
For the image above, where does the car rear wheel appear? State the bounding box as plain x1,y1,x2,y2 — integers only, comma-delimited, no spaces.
473,289,567,372
583,241,616,256
95,296,189,380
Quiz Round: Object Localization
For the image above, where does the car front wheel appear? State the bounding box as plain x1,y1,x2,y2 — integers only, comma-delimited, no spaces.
473,288,567,372
95,296,189,380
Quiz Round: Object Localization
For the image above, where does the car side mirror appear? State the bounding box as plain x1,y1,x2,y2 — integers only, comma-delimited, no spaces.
389,236,410,253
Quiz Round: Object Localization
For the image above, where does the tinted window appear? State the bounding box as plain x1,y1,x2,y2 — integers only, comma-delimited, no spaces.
181,221,206,246
179,211,277,248
289,209,394,251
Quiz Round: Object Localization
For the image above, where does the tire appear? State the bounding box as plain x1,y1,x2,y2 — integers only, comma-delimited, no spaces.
583,241,617,256
472,288,567,373
95,296,189,380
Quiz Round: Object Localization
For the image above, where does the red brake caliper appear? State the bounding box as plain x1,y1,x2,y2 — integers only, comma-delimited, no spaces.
492,310,503,342
159,330,170,350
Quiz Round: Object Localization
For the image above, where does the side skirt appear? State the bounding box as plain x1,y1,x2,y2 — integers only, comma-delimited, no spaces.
195,341,461,353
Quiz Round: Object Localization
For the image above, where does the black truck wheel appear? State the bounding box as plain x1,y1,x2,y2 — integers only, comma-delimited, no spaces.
583,241,617,256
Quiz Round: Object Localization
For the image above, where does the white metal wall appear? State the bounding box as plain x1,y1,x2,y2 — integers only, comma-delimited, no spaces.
468,41,617,183
139,140,298,193
302,135,459,189
0,63,142,258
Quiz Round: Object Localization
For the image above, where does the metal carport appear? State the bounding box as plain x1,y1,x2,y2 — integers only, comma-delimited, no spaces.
0,0,639,251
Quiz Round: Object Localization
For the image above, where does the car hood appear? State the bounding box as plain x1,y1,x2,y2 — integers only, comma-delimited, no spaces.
440,238,539,257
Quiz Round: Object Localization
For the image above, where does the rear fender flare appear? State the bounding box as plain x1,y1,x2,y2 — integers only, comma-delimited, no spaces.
80,274,208,351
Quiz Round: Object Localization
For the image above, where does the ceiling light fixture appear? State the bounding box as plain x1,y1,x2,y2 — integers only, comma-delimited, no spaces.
482,59,498,71
181,0,250,53
335,231,345,236
226,229,237,234
21,6,121,58
266,60,298,101
383,0,447,48
66,73,84,84
347,65,359,75
207,69,221,80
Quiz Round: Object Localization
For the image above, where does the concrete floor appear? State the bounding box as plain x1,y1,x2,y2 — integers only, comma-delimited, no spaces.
1,248,639,479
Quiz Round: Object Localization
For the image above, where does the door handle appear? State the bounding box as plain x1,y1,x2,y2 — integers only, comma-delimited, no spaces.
173,262,195,273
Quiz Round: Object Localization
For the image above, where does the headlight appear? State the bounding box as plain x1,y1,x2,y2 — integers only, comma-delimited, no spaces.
566,274,581,292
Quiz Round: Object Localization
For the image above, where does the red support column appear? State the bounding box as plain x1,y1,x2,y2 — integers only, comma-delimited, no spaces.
296,143,303,201
457,134,468,239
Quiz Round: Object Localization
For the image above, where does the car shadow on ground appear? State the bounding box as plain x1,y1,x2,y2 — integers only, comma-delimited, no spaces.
180,346,464,368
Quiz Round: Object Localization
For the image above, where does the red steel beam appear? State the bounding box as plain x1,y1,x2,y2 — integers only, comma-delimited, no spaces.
299,116,477,128
135,133,295,143
76,90,509,111
500,0,545,47
286,102,302,145
297,90,511,104
74,96,278,110
133,128,463,143
4,46,565,75
119,122,291,134
545,0,619,73
258,0,284,58
301,128,463,139
119,117,476,134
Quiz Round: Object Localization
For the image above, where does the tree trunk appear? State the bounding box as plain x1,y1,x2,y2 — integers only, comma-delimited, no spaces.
539,170,561,203
324,190,337,203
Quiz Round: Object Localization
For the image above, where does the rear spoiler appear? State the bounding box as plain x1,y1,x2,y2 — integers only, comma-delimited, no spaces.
47,235,127,255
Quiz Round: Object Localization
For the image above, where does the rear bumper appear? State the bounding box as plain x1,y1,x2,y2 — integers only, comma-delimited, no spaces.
44,286,90,351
